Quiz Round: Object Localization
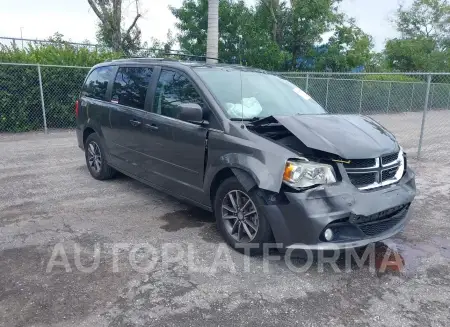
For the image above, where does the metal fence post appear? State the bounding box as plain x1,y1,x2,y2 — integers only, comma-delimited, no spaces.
305,73,310,93
325,77,330,110
37,64,48,134
409,83,415,111
386,81,392,113
417,74,432,159
447,86,450,110
358,80,364,114
429,83,434,110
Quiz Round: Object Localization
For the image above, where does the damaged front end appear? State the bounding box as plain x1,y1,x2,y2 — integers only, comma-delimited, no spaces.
244,114,416,249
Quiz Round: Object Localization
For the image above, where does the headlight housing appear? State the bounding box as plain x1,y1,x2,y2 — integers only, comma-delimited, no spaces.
283,160,336,188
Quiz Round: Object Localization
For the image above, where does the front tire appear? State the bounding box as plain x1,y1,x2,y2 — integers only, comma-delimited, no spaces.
84,133,116,180
214,177,272,255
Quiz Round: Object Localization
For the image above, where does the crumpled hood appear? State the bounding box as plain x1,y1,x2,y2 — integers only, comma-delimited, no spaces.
271,114,399,159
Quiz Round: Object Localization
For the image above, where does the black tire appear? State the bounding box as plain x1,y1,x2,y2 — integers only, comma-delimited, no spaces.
84,133,116,180
214,177,273,256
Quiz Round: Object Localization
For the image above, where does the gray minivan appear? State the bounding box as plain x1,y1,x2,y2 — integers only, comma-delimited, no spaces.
75,58,416,255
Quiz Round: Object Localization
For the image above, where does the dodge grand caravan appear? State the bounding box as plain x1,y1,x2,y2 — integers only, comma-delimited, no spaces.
75,58,416,254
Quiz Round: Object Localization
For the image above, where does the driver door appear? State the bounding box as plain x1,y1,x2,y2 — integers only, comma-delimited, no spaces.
140,68,208,201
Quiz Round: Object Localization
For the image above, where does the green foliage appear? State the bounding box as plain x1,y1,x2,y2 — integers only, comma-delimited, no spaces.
171,0,377,71
0,65,43,132
315,20,374,71
89,0,143,53
281,0,343,67
0,36,122,66
363,74,420,82
0,36,121,132
0,63,91,132
385,0,450,72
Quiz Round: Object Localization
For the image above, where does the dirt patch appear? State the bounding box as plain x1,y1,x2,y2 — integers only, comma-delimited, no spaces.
159,207,214,232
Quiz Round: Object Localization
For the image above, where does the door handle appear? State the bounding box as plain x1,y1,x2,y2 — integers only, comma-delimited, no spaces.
144,123,159,131
129,119,142,127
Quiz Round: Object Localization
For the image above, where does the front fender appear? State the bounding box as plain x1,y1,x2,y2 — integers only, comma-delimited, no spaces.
204,131,292,194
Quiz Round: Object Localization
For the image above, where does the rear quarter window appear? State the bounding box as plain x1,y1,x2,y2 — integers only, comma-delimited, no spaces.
81,66,115,101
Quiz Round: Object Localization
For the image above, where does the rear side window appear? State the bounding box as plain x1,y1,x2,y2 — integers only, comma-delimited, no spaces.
111,67,153,110
81,66,114,100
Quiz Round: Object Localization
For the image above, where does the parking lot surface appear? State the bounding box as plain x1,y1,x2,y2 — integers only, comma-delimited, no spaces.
1,127,450,327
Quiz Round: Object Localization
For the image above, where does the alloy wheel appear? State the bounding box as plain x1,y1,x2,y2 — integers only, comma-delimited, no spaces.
87,141,102,173
221,190,259,242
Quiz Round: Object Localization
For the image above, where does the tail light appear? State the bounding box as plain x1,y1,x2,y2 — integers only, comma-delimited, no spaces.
75,100,79,118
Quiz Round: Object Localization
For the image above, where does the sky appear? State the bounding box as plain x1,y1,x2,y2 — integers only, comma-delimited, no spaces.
0,0,413,51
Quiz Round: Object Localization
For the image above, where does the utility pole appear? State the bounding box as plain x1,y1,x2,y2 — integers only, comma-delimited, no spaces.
206,0,219,64
20,27,24,49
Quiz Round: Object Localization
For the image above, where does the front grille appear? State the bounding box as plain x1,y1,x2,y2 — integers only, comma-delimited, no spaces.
350,204,408,224
344,158,376,169
323,204,410,241
358,215,404,236
382,167,398,181
344,150,403,190
355,204,409,236
382,152,399,165
348,173,376,187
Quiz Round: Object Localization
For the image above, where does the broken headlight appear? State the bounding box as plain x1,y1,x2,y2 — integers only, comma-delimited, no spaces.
283,160,336,188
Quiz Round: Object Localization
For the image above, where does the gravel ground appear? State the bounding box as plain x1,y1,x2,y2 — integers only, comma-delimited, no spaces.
1,127,450,327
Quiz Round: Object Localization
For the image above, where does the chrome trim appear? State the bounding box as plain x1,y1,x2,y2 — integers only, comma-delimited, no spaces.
344,158,379,171
382,153,401,167
357,150,404,190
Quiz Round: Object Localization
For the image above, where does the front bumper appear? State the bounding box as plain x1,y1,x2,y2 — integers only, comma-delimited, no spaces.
261,167,416,250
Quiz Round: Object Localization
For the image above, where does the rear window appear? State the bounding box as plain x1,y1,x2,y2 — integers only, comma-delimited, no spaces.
111,67,153,110
81,66,114,101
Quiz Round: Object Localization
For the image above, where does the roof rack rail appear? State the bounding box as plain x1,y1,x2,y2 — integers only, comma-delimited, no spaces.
108,52,221,63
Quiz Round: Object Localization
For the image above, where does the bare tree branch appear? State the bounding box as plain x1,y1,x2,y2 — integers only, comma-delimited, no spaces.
125,1,141,37
87,0,107,25
98,0,110,19
131,29,141,43
88,0,142,52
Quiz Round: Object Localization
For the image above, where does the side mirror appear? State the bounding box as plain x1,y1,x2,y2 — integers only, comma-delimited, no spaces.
178,103,206,125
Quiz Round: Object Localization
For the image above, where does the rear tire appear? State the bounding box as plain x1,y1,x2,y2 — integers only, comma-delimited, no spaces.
214,177,272,256
84,133,116,180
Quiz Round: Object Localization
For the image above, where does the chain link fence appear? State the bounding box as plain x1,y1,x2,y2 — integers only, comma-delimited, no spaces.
0,62,449,161
0,63,89,133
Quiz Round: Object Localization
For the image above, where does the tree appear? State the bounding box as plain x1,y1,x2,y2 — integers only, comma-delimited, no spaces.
171,0,363,71
396,0,450,44
385,0,450,71
171,0,254,61
315,19,374,71
259,0,281,43
282,0,343,69
87,0,142,54
206,0,219,63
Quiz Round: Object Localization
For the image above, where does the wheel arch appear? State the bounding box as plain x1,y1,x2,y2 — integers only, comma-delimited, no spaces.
83,127,96,146
82,122,110,161
209,167,259,209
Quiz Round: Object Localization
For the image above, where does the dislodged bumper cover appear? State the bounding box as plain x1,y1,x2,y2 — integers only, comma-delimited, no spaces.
261,167,416,249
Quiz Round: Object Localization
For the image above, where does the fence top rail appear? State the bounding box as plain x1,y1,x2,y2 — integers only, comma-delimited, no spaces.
278,71,450,76
281,76,450,86
0,62,91,69
0,36,96,48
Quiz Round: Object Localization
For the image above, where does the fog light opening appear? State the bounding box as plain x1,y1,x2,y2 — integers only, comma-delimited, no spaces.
324,228,334,241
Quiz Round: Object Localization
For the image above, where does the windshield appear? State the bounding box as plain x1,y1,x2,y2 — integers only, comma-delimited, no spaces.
194,68,326,120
